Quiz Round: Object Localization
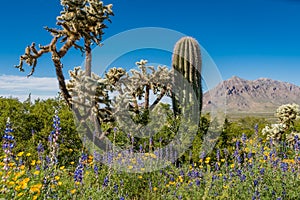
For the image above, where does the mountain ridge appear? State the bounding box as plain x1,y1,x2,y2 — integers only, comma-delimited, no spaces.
202,76,300,114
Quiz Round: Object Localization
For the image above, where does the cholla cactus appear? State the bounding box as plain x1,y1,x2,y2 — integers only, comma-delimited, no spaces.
262,123,287,141
15,0,114,105
67,66,125,124
57,0,113,45
113,59,172,112
262,103,300,145
112,60,173,136
67,61,172,139
276,103,300,128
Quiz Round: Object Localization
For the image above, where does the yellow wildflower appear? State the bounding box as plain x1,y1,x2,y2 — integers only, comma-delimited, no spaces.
21,183,28,190
15,186,21,191
169,181,176,185
26,153,31,157
33,171,40,176
17,192,24,197
58,181,62,186
20,165,25,170
8,181,15,186
70,189,76,194
150,153,157,159
153,187,158,192
17,152,24,157
31,160,36,166
59,166,65,170
29,186,40,194
55,176,60,181
138,175,143,179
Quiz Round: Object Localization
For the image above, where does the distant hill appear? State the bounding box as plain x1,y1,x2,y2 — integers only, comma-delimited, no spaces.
202,76,300,116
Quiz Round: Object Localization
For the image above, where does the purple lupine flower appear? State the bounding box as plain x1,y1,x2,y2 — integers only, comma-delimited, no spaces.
74,163,84,183
93,151,101,162
37,142,44,153
240,174,246,182
215,162,220,171
94,165,99,176
241,133,247,143
113,184,118,193
253,179,258,187
280,162,288,172
103,176,109,187
237,156,242,164
139,144,143,152
260,168,265,175
248,151,253,159
237,169,242,176
236,140,240,150
254,124,258,135
2,118,15,171
216,149,220,161
294,135,299,150
180,170,184,176
81,153,88,162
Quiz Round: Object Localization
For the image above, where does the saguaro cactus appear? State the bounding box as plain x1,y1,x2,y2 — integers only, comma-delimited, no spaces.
172,36,202,117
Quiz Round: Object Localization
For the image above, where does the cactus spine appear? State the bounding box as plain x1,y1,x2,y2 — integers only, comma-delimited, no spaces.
172,36,202,116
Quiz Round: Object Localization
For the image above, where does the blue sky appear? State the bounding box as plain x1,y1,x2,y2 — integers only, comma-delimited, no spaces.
0,0,300,100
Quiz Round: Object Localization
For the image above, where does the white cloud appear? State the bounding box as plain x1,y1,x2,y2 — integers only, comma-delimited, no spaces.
0,75,60,101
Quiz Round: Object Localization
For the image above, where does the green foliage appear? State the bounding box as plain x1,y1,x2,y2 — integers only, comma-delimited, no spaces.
0,97,82,165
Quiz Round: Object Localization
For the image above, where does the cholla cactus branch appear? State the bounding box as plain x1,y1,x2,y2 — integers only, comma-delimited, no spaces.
276,103,300,128
15,0,114,106
262,103,300,146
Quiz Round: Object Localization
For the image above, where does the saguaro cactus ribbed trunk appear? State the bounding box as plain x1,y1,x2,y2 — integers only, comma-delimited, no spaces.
172,36,202,117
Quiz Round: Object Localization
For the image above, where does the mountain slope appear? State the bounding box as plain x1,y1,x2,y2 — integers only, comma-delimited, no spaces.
202,76,300,113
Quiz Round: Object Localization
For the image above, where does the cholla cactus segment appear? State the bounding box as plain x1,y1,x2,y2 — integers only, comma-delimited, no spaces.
67,66,125,123
262,103,300,145
56,0,114,45
262,123,286,141
113,59,173,110
112,60,173,135
276,103,300,126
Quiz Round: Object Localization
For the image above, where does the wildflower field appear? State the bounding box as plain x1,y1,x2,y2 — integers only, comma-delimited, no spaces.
1,97,300,200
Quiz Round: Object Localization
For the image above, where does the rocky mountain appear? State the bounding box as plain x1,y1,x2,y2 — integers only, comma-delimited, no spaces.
202,76,300,114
